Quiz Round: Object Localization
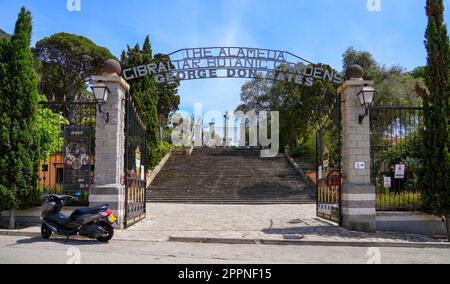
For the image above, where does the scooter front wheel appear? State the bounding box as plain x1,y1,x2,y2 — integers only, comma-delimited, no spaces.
41,223,52,239
96,221,114,242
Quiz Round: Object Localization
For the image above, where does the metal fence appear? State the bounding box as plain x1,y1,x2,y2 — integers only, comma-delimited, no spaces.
37,101,97,206
316,95,342,224
370,106,423,211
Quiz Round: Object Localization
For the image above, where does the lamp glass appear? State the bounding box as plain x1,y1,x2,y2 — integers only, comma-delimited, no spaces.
357,86,376,106
362,86,375,105
91,85,109,104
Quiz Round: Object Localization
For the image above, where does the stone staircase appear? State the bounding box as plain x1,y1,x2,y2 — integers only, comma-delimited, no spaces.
146,148,316,204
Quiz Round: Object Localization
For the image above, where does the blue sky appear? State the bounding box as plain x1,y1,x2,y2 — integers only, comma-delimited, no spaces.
1,0,449,115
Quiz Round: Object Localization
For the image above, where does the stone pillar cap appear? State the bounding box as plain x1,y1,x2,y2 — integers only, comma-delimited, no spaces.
337,79,374,94
92,73,130,91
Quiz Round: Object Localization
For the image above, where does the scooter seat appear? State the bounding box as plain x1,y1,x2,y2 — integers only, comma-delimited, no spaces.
70,205,108,218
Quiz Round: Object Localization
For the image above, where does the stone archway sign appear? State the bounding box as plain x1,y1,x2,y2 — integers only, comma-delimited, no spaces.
122,47,345,86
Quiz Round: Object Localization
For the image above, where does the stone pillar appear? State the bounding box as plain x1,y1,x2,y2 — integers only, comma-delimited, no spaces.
338,66,376,232
89,60,130,229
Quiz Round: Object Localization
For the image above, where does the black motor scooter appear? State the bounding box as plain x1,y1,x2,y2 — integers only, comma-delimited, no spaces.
40,194,117,242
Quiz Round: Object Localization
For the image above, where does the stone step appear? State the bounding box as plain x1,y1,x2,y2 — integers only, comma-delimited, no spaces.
148,194,315,199
146,199,316,205
148,189,315,196
147,148,315,204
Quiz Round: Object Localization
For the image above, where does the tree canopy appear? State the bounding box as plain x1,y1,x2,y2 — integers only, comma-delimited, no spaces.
343,47,380,80
236,64,340,148
342,47,424,107
33,32,115,105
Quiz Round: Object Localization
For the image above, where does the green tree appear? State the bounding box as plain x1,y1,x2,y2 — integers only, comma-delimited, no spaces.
0,29,10,39
236,75,272,113
154,53,180,142
342,47,380,80
236,64,339,150
418,0,450,240
33,33,114,109
35,106,69,156
342,47,424,107
375,67,423,107
410,66,427,79
0,8,41,228
120,36,161,167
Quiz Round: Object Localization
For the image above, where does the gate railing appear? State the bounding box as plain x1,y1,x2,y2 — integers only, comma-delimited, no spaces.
124,178,146,228
369,106,423,211
124,93,147,228
316,95,342,224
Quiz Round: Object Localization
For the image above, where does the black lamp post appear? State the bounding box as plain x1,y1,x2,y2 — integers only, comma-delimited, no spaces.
91,84,110,123
356,85,376,124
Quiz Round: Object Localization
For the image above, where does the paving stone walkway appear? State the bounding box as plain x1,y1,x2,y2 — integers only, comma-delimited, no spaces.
118,203,443,245
1,203,445,246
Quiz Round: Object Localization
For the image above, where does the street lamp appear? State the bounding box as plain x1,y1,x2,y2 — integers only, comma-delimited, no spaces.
356,85,375,124
91,83,110,123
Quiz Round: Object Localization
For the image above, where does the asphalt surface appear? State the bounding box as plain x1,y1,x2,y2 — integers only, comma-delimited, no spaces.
0,235,449,264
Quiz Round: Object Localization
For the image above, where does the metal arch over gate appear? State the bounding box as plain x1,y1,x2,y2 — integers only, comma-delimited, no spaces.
122,46,345,86
120,46,346,226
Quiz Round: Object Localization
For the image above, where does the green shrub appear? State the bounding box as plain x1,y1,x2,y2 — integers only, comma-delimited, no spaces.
289,131,317,164
159,141,172,158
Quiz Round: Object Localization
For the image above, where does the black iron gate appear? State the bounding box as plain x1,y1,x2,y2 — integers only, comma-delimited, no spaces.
124,92,147,228
316,96,342,224
38,101,96,206
370,106,423,211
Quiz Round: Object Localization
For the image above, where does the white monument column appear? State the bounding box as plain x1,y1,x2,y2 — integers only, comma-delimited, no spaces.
223,111,232,147
338,65,377,232
89,60,130,229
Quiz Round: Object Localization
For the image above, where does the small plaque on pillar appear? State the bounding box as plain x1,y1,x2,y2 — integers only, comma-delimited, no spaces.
355,162,366,170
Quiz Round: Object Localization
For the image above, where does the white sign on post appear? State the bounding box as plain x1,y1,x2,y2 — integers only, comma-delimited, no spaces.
384,177,392,188
395,164,405,179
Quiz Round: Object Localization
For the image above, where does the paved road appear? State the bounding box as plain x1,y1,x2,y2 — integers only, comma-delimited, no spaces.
0,236,449,264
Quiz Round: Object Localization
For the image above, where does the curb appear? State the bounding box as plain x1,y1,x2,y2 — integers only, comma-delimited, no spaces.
0,229,88,240
168,236,450,249
0,230,40,238
2,229,449,249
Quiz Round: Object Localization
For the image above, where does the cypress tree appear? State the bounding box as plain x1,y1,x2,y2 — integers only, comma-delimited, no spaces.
419,0,450,240
0,7,40,228
120,36,161,167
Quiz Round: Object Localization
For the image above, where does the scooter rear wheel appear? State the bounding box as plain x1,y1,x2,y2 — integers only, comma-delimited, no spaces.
96,222,114,242
41,223,52,239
